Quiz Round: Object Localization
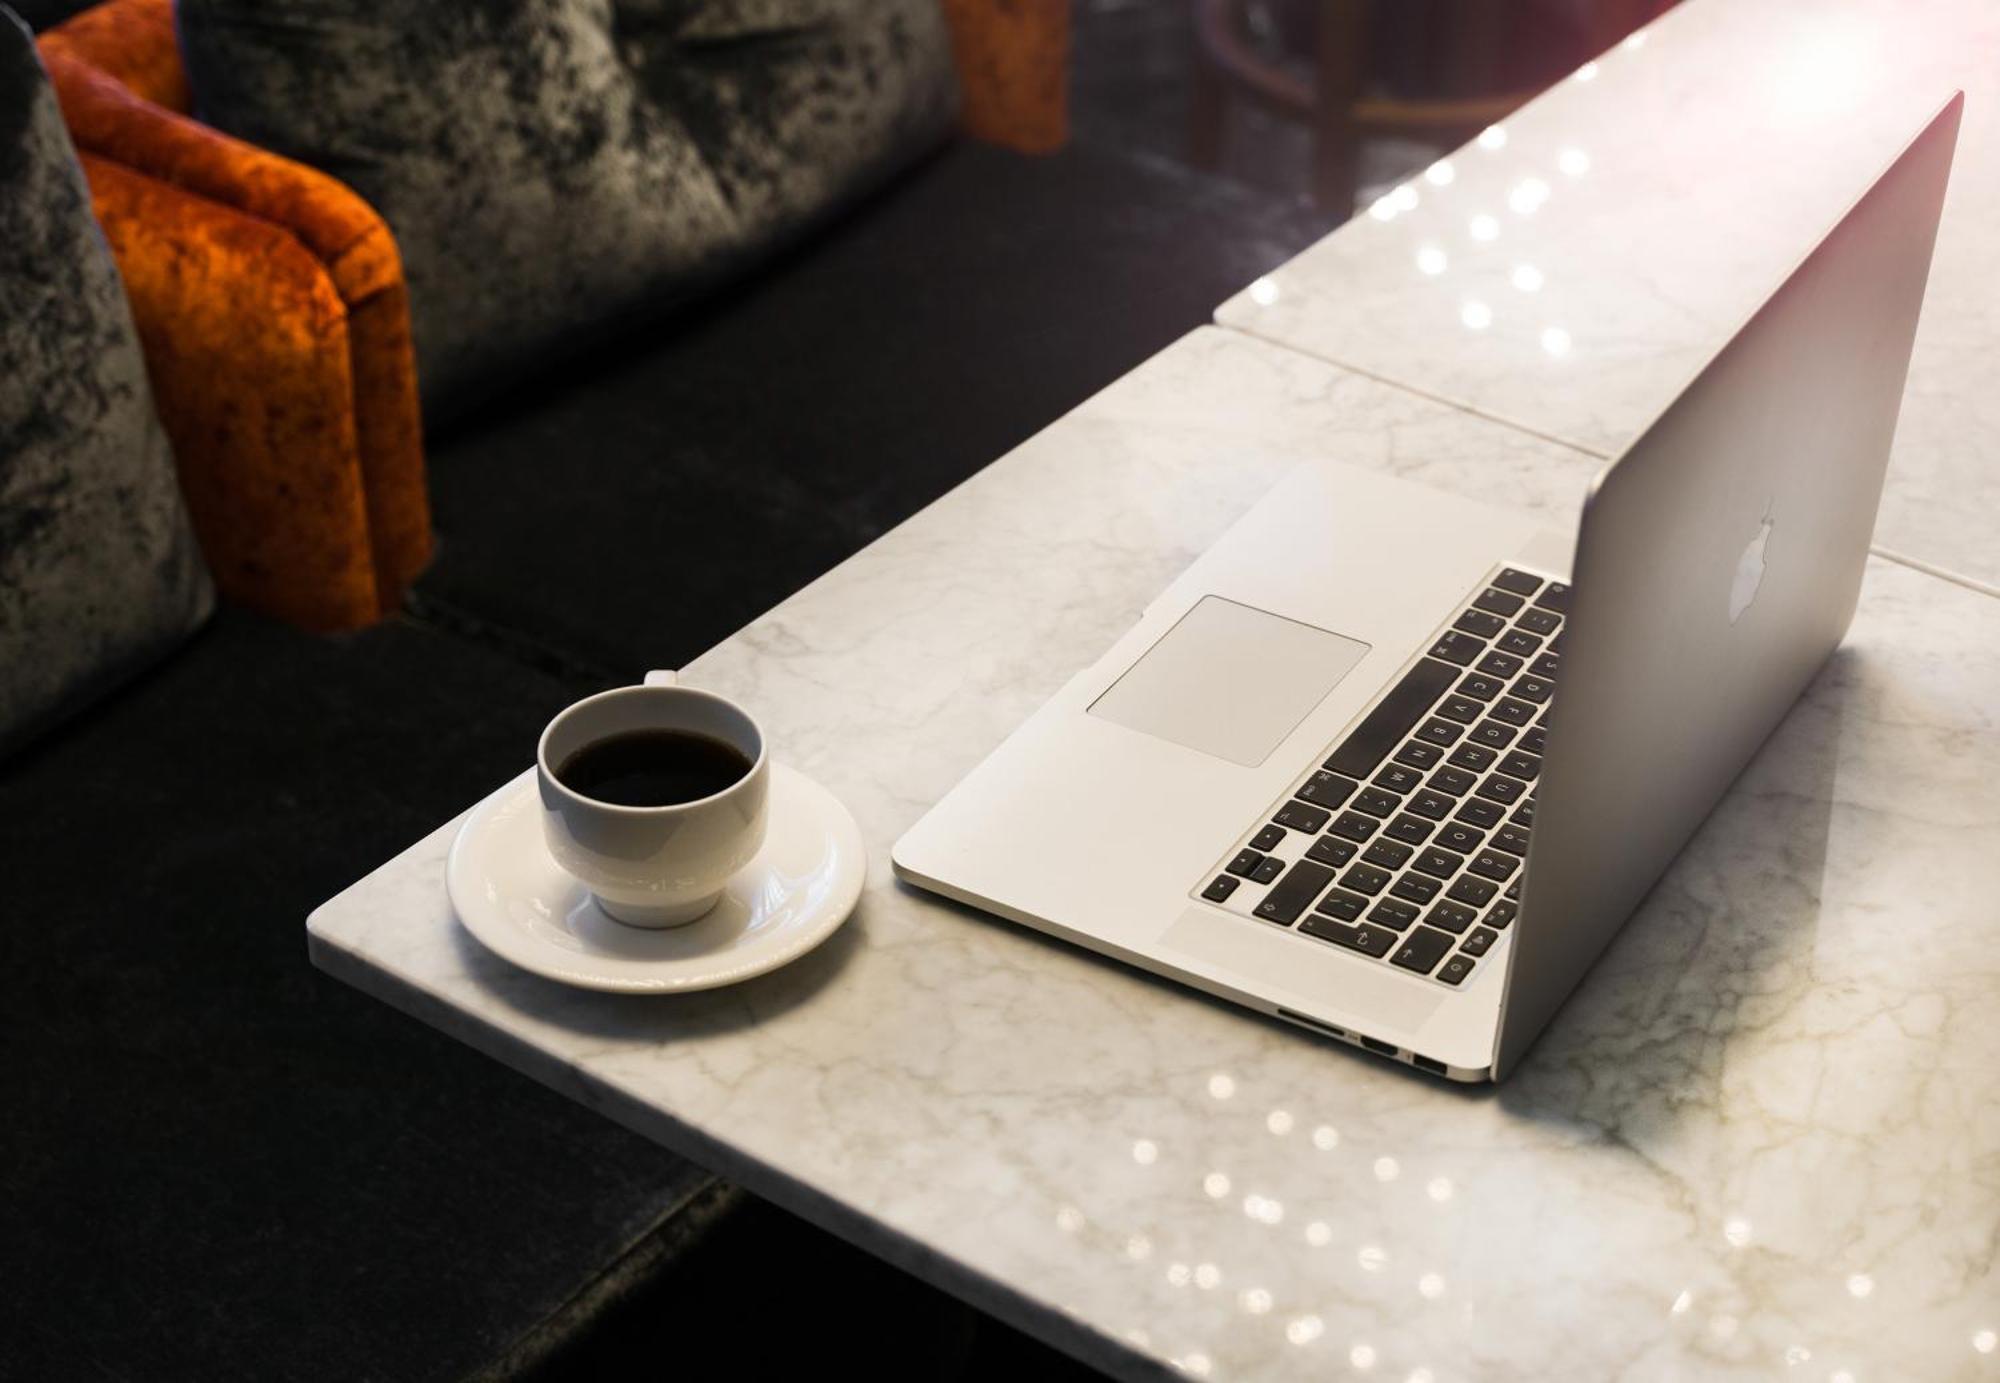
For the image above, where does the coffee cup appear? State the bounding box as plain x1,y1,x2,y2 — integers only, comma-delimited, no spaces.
536,671,769,927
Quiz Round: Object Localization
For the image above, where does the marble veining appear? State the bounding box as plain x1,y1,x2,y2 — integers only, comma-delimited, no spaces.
1217,0,2000,592
311,329,2000,1381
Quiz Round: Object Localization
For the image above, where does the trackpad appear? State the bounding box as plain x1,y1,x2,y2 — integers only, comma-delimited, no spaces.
1089,596,1369,766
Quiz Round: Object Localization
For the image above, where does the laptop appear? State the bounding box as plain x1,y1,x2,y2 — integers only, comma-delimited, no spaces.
893,95,1962,1082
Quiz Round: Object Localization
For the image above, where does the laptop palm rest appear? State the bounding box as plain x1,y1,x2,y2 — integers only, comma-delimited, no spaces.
1088,596,1370,767
1162,906,1448,1033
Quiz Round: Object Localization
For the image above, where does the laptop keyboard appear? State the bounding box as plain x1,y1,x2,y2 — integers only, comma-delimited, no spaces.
1197,566,1565,989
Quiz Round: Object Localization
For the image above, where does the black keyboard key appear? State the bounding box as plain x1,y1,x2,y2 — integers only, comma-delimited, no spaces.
1353,786,1402,818
1407,788,1454,821
1383,813,1433,845
1320,891,1368,923
1250,825,1286,853
1202,875,1239,902
1492,567,1543,596
1368,898,1420,930
1519,725,1547,756
1437,694,1484,725
1306,835,1358,868
1504,880,1521,901
1531,652,1561,680
1447,743,1496,773
1361,839,1412,870
1426,631,1484,666
1250,856,1285,884
1226,849,1264,878
1447,874,1497,907
1459,925,1500,957
1393,740,1442,770
1471,587,1524,617
1492,824,1532,857
1452,608,1505,639
1427,766,1477,797
1326,658,1459,776
1424,900,1477,934
1485,900,1517,929
1496,628,1542,657
1297,770,1359,810
1489,697,1537,726
1475,774,1526,805
1510,674,1554,705
1509,797,1536,828
1339,861,1393,895
1391,926,1455,974
1467,849,1519,882
1476,649,1524,679
1499,750,1541,781
1469,719,1517,750
1329,810,1379,842
1550,632,1565,654
1390,872,1440,904
1515,606,1561,635
1275,800,1332,832
1457,672,1506,701
1373,763,1424,795
1301,916,1398,957
1533,581,1570,613
1437,954,1476,986
1454,797,1506,831
1314,888,1367,921
1435,822,1484,855
1253,861,1337,925
1342,923,1401,958
1411,847,1464,880
1415,717,1463,748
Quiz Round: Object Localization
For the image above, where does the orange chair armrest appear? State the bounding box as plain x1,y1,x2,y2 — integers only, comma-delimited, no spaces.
37,0,186,112
940,0,1072,154
40,48,402,308
39,43,431,630
77,152,397,630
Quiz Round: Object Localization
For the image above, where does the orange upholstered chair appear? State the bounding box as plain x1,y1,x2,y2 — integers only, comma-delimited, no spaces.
38,0,429,633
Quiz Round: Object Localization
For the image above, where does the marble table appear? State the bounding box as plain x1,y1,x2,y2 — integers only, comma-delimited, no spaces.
1217,0,2000,593
312,327,2000,1382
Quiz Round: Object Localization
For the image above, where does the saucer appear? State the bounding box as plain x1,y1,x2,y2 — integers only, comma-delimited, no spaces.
447,762,865,992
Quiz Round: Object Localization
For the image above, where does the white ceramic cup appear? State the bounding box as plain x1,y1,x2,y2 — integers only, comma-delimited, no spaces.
536,671,769,928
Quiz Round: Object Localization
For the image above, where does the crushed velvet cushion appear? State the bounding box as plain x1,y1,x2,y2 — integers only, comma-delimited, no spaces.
177,0,960,418
0,7,210,758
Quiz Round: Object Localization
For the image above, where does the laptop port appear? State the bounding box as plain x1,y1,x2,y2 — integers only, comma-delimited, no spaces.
1276,1007,1346,1039
1411,1054,1448,1076
1360,1036,1397,1057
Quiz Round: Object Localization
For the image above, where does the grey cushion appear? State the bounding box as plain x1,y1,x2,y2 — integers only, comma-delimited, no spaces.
0,7,212,759
178,0,960,417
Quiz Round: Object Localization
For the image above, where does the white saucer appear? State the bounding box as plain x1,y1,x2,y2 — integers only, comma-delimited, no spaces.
447,763,865,993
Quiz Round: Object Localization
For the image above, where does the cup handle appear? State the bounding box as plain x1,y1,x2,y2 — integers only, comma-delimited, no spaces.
643,669,679,688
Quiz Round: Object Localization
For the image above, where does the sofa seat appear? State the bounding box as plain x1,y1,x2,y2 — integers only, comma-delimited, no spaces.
418,138,1324,675
0,609,725,1381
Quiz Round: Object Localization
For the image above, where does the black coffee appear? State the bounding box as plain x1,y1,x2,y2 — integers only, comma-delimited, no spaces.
557,730,752,807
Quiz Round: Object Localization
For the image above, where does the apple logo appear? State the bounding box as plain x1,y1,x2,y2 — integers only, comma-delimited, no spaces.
1729,506,1775,624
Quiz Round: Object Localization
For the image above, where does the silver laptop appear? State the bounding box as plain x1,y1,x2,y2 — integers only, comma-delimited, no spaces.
893,96,1962,1082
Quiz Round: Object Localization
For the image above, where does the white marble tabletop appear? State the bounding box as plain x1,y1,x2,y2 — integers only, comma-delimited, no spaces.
311,327,2000,1382
1216,0,2000,593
